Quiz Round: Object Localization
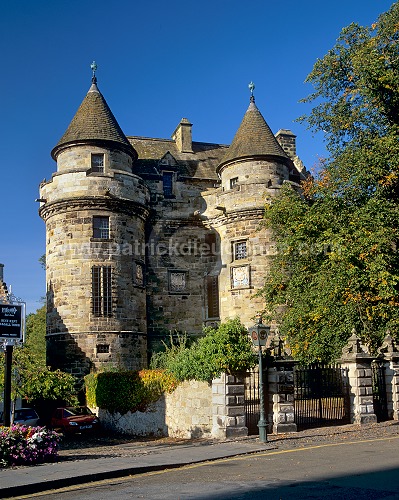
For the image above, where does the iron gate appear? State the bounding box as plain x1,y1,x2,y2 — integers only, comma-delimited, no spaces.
294,364,351,431
244,368,266,435
372,360,388,422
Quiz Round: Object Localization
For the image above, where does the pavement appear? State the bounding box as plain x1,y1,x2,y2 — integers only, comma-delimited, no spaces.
1,421,399,499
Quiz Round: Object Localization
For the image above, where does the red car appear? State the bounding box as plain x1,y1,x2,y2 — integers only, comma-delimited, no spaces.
51,406,100,434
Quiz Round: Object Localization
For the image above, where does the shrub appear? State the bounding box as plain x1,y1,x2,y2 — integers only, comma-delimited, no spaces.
0,425,60,467
85,369,178,415
150,318,257,382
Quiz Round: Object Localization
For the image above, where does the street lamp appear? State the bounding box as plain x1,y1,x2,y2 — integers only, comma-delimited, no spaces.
249,317,271,443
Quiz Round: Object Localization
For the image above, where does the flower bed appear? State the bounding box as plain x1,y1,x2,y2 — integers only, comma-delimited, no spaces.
0,425,61,467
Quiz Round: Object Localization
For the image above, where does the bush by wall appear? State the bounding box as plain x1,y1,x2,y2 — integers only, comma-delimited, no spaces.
85,369,178,415
0,425,60,467
150,318,257,382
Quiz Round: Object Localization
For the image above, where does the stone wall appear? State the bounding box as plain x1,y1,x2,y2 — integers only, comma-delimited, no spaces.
165,380,213,438
97,379,213,438
95,375,247,439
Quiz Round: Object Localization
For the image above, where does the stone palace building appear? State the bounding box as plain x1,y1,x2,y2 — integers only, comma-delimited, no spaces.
38,69,306,377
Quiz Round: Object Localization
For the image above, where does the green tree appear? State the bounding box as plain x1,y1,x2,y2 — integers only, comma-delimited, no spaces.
259,3,399,363
1,304,78,412
25,304,46,367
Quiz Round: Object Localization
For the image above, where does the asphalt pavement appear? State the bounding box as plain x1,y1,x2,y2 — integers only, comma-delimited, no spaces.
1,421,398,499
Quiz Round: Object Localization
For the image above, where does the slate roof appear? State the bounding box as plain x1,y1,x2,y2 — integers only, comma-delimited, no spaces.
130,137,228,181
218,97,290,170
51,80,137,160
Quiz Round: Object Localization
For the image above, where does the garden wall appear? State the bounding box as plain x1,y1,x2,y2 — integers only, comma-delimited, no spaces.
97,379,213,438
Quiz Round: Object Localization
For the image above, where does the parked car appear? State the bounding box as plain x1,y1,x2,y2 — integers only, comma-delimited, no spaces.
50,406,100,434
0,408,41,426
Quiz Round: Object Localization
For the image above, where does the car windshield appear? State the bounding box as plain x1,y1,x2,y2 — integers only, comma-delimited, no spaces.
65,407,93,417
15,410,38,420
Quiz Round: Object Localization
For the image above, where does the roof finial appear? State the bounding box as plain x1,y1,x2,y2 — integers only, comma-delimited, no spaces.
90,61,98,84
248,81,255,102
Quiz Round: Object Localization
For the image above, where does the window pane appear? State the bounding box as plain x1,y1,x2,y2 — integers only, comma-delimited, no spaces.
97,344,109,354
93,216,109,239
234,241,247,260
92,154,104,172
163,172,173,197
230,177,238,189
92,267,101,316
103,266,112,316
92,266,112,317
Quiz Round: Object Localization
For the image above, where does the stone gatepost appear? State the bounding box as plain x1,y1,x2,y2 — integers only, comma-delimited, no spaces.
211,373,248,439
377,334,399,421
269,361,297,434
340,332,377,424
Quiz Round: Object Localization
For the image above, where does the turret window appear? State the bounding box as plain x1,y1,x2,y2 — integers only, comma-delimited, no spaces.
92,266,113,317
93,216,110,239
233,240,247,260
230,177,238,189
91,153,104,173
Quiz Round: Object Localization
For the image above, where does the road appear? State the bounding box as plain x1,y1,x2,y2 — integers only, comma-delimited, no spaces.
16,435,399,500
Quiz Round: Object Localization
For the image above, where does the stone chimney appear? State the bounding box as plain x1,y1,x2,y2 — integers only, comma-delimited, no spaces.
0,263,4,283
172,118,193,153
275,129,296,159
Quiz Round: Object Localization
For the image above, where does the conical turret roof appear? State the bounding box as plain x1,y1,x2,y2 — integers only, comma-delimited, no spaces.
218,97,289,171
51,79,137,160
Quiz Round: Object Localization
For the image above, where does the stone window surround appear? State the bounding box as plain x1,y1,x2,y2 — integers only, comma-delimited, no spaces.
232,239,248,262
96,344,110,354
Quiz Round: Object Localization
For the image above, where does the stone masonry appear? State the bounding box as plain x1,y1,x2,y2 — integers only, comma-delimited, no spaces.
39,73,307,376
212,373,247,439
340,332,377,424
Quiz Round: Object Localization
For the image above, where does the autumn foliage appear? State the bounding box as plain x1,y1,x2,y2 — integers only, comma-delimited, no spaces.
259,3,399,363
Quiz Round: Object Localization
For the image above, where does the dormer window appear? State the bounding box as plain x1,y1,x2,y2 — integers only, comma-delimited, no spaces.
91,153,104,173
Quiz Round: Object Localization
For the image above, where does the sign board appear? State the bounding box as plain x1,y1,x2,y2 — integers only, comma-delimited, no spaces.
250,327,269,347
0,304,24,341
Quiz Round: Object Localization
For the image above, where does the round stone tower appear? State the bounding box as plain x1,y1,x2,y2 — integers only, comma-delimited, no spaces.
39,68,150,376
205,91,296,326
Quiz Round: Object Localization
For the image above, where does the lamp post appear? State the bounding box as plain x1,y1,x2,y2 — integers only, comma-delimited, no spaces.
249,318,270,443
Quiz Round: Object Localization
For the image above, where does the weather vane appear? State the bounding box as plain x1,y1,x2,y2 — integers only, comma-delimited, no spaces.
248,81,255,96
90,61,97,83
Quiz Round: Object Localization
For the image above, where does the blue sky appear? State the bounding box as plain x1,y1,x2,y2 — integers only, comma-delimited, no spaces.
0,0,395,313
